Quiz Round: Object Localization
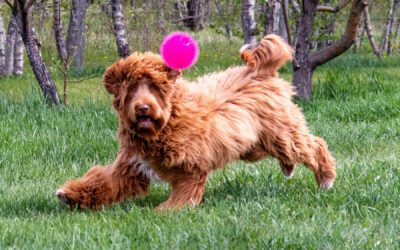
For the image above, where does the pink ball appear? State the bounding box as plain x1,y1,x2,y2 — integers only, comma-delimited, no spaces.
160,32,199,70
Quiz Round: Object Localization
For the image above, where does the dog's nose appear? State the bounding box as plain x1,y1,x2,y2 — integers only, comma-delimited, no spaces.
136,104,150,114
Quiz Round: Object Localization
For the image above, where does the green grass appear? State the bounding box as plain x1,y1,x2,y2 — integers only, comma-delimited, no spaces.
0,36,399,249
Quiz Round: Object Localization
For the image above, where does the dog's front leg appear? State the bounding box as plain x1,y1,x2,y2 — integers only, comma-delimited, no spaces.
56,155,149,210
155,171,208,211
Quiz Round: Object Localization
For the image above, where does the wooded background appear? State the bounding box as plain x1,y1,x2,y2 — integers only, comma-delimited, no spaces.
0,0,398,104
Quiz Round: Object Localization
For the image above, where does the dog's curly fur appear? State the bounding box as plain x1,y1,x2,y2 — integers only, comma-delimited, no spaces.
56,35,336,210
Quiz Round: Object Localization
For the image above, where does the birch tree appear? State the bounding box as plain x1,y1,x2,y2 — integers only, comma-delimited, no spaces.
185,0,210,31
12,32,23,75
241,0,257,46
0,15,5,75
4,16,17,75
5,0,60,105
111,0,130,57
264,0,281,35
379,0,400,55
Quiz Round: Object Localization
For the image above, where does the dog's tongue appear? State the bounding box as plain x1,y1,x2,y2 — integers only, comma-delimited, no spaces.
138,117,152,128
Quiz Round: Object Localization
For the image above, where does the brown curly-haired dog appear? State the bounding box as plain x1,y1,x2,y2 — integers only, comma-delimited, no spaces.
56,35,336,210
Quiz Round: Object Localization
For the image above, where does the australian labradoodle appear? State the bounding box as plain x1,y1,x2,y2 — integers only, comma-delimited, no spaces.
56,35,336,210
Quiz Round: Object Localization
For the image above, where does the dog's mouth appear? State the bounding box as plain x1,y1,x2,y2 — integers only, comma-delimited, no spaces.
136,115,154,129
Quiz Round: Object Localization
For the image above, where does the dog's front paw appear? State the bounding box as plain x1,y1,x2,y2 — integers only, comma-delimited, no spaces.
56,166,114,210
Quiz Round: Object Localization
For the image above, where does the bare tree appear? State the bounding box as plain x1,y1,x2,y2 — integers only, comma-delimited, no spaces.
380,0,400,55
293,0,368,100
185,0,210,31
263,0,281,35
155,0,168,37
4,16,17,75
73,0,87,71
241,0,257,46
213,0,234,41
363,4,380,58
5,0,60,105
0,14,5,75
111,0,130,57
12,32,23,75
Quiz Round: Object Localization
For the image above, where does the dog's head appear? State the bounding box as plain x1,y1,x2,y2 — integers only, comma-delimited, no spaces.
103,52,181,140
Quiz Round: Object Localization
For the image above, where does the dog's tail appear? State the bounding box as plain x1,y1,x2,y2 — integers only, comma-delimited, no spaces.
240,35,293,72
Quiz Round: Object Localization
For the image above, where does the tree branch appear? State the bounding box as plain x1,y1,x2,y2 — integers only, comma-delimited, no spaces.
316,0,352,13
4,0,15,9
24,0,35,12
310,0,368,69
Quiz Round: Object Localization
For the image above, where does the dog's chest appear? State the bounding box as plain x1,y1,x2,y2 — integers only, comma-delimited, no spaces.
135,160,162,182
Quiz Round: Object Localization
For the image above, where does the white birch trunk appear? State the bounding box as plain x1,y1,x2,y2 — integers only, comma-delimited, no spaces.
13,32,24,75
0,15,5,75
4,16,17,75
112,0,131,57
242,0,257,46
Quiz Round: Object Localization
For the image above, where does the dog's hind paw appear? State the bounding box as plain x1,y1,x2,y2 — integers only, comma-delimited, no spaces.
319,180,334,190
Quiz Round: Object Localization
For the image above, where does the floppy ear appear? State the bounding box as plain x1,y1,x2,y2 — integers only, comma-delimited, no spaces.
103,59,126,96
166,68,182,81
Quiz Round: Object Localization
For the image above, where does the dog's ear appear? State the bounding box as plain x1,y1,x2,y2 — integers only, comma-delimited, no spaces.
103,59,126,96
166,68,181,81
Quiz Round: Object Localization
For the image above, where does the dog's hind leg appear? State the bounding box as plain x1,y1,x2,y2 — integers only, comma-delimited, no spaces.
56,158,150,210
155,171,208,211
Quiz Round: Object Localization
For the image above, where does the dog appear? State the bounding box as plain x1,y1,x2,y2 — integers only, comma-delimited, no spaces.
56,35,336,210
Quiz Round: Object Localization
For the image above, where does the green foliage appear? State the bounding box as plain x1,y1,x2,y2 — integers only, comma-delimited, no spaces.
0,32,399,249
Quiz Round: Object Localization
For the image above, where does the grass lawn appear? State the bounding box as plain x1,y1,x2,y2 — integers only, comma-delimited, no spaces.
0,36,399,248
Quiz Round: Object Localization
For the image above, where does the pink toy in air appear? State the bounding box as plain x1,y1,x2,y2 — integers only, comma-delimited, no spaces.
160,32,199,70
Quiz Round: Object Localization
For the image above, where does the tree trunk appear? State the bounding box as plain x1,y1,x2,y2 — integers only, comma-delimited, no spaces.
0,14,5,75
214,0,233,41
66,0,87,67
264,0,281,35
391,21,400,54
241,0,257,46
292,0,318,100
12,1,60,105
74,0,87,71
379,0,399,56
53,0,68,62
12,32,23,76
111,0,131,58
293,0,368,100
4,16,17,76
185,0,210,31
310,0,368,69
155,0,168,36
363,5,380,57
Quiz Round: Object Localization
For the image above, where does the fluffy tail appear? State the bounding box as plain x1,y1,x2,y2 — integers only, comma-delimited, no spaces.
240,35,293,72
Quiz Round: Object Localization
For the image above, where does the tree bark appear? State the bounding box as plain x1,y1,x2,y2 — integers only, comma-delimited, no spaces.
241,0,257,46
379,0,399,56
111,0,131,58
310,0,368,69
0,14,6,75
11,0,60,105
155,0,168,36
53,0,67,62
185,0,210,31
4,16,17,76
264,0,281,35
391,20,400,54
12,32,23,75
363,5,380,58
293,0,368,100
292,0,318,100
66,0,87,67
74,0,87,71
